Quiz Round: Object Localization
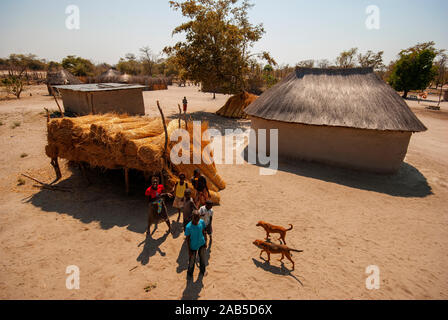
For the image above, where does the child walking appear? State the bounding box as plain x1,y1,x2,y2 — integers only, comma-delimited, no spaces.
199,200,214,247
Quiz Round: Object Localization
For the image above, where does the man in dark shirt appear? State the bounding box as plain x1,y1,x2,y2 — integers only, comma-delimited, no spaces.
191,169,210,207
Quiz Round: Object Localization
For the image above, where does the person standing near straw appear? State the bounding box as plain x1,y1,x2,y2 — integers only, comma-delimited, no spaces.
191,169,210,207
145,177,172,234
171,173,189,222
199,200,214,247
182,189,197,231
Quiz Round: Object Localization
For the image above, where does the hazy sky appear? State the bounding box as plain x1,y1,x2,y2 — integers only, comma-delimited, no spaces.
1,0,447,66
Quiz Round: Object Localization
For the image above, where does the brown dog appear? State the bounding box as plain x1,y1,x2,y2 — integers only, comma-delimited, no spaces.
256,221,293,244
253,240,303,271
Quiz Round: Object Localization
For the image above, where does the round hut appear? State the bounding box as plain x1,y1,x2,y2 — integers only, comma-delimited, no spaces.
99,68,123,83
244,67,427,174
46,69,82,95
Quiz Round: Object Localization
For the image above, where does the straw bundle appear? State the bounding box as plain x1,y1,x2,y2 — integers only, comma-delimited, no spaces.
216,91,258,119
46,114,225,203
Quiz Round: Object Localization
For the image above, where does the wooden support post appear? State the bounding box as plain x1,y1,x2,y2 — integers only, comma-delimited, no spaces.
156,100,169,155
50,157,62,181
124,168,130,195
49,86,64,117
177,104,182,129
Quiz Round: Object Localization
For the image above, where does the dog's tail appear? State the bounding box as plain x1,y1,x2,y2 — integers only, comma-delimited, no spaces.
290,249,303,253
287,224,293,231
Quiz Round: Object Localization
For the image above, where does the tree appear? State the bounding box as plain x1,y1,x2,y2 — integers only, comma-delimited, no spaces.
296,60,315,68
116,53,141,75
335,48,358,68
164,0,276,98
1,76,24,99
358,50,385,71
434,53,447,106
0,54,36,99
62,55,95,76
317,59,331,68
388,42,438,98
140,46,159,76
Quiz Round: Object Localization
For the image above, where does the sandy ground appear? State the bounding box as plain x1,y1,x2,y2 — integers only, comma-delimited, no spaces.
0,85,447,300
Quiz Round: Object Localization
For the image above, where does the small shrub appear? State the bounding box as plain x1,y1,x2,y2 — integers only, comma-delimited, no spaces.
20,153,28,158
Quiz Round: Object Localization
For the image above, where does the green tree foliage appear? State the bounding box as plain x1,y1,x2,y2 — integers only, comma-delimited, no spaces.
116,53,142,75
388,42,438,98
1,76,24,99
62,55,95,76
164,0,276,98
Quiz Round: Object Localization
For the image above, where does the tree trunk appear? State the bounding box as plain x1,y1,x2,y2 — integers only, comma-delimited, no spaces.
213,92,216,100
402,90,408,99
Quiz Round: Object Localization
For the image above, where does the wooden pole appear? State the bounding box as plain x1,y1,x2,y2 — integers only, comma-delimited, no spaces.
156,100,168,155
50,157,62,181
124,168,129,195
49,86,64,117
177,104,182,129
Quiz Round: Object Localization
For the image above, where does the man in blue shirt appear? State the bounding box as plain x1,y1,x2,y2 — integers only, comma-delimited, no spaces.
185,212,207,278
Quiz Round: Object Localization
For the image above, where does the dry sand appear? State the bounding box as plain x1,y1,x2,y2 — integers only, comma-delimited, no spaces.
0,85,447,299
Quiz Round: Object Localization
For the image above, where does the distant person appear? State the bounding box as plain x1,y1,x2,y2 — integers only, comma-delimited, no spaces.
145,177,172,234
182,189,198,231
185,212,207,279
171,173,189,222
191,169,210,207
199,200,214,247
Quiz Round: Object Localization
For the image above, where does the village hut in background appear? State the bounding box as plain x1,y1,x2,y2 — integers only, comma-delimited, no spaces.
46,69,82,95
98,68,124,83
244,67,427,174
53,83,146,116
216,91,258,119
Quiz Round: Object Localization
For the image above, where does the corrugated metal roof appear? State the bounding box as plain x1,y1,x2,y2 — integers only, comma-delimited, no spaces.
53,83,145,92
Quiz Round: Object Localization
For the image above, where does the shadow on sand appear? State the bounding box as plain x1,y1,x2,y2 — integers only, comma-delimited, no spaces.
242,147,432,198
252,258,303,286
26,166,182,266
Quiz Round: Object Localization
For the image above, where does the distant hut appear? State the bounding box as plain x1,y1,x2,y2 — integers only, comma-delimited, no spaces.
99,69,123,83
46,69,82,95
216,91,258,119
53,83,146,116
244,67,427,173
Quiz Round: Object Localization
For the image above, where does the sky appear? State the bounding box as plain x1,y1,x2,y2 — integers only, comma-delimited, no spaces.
0,0,447,66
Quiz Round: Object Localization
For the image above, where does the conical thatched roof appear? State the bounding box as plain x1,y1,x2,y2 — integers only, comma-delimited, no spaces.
99,69,123,82
216,91,258,119
245,67,427,132
47,69,82,85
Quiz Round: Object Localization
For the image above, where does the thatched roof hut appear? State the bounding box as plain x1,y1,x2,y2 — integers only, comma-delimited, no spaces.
99,69,124,83
216,91,258,119
46,69,82,94
245,67,427,173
